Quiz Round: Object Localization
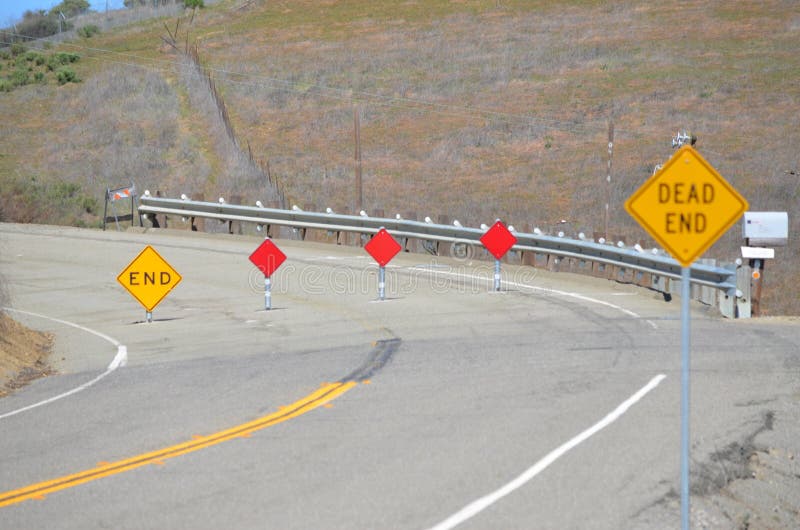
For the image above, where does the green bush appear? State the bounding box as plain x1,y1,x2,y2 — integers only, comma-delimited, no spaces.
34,71,45,83
0,50,10,61
47,52,80,71
10,43,26,57
56,67,79,85
77,25,100,38
24,51,43,63
184,0,204,8
17,11,59,40
0,80,12,92
10,67,30,87
0,176,99,225
81,195,98,214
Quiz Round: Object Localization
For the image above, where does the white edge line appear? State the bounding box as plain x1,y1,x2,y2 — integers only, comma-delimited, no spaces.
425,374,667,530
0,308,127,420
412,267,659,329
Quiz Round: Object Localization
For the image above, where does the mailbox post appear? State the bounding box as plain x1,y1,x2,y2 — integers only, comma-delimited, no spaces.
742,211,788,316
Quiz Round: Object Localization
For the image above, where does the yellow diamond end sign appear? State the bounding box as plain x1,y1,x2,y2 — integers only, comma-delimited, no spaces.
625,145,748,267
117,245,182,312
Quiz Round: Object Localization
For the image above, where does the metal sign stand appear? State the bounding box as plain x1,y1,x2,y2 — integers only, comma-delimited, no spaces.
378,266,386,301
146,311,153,323
680,266,691,530
264,277,272,310
494,259,501,292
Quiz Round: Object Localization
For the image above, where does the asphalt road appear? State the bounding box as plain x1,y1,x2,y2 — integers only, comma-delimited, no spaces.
0,223,797,529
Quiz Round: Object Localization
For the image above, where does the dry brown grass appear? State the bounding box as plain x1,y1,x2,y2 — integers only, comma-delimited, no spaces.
1,0,799,312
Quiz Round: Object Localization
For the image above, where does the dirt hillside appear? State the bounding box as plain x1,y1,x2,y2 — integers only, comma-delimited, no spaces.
0,312,53,397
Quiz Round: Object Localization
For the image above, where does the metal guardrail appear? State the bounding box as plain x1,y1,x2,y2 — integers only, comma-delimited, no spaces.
138,195,741,300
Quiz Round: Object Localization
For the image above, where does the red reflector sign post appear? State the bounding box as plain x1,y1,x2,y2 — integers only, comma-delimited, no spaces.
364,228,402,301
249,238,287,310
480,221,518,291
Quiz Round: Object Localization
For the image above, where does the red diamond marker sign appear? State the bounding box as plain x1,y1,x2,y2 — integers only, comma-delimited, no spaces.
480,221,517,260
249,239,287,277
364,228,402,267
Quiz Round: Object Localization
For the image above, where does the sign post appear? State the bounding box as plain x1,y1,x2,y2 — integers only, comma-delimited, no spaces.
364,228,402,301
625,145,748,530
480,220,518,291
248,238,287,310
117,245,182,323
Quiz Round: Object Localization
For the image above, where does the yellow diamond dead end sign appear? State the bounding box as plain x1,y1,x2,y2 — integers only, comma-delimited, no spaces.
625,145,748,267
117,245,182,312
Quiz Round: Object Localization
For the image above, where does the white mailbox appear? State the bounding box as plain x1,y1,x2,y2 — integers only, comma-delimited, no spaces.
742,211,788,247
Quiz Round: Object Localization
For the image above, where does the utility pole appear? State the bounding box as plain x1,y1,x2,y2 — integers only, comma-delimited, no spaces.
354,106,363,214
604,117,614,240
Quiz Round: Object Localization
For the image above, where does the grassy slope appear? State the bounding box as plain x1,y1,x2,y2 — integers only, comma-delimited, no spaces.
1,0,798,312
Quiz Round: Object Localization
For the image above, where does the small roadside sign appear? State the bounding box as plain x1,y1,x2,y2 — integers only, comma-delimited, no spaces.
364,228,401,300
249,238,287,310
249,238,287,278
480,221,517,260
117,245,182,318
625,145,748,267
364,228,402,267
480,221,517,291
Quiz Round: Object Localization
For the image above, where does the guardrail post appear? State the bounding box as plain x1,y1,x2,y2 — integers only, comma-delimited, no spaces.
606,263,618,282
229,195,243,234
718,264,737,319
155,191,168,228
404,212,418,252
191,193,204,231
520,224,534,266
699,259,717,307
437,215,451,256
299,203,315,241
736,265,752,318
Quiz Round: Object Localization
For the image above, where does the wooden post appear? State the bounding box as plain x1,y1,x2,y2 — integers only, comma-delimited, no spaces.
404,212,418,252
605,117,614,240
750,259,765,316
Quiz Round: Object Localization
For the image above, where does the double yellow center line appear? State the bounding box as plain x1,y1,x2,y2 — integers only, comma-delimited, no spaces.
0,381,357,508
